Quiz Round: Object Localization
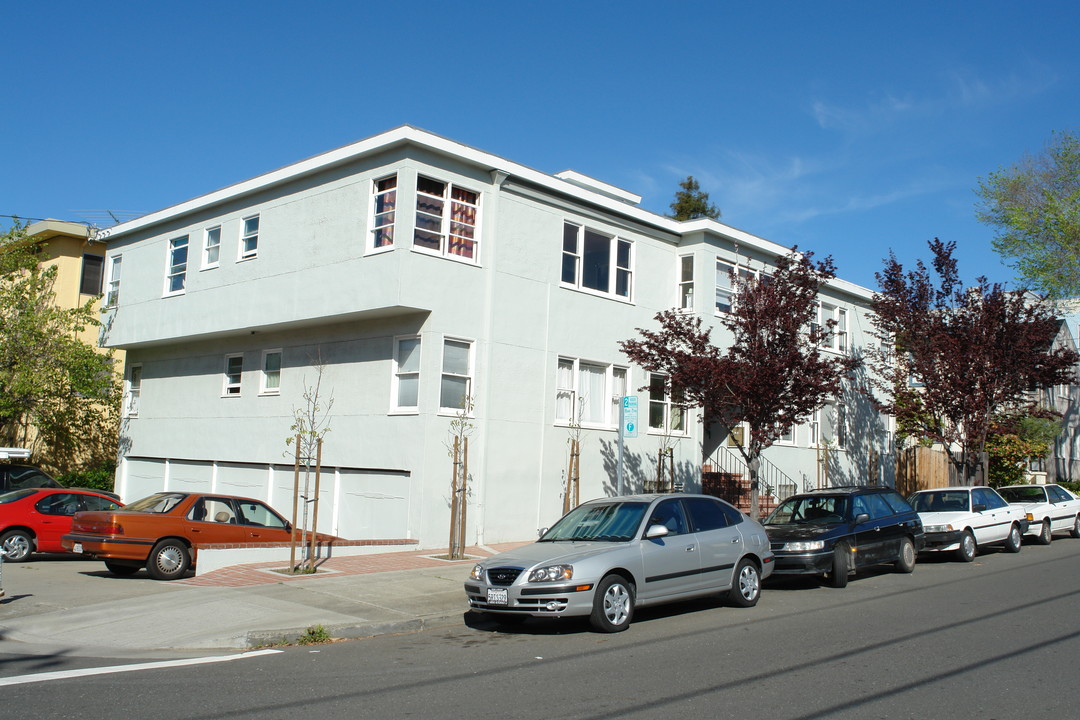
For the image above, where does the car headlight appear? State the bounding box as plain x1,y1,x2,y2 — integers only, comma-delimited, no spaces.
470,564,485,581
528,564,573,582
924,524,954,533
782,540,825,552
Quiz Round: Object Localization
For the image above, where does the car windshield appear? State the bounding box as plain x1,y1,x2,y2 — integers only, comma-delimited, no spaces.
998,486,1045,503
765,495,850,525
540,501,648,542
6,466,61,491
909,491,970,513
0,488,38,504
123,492,187,513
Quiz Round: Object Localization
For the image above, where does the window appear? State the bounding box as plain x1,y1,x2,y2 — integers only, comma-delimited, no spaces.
260,350,281,395
819,302,849,352
414,176,479,261
223,354,243,396
371,175,397,251
715,259,762,314
105,255,122,307
125,364,142,417
819,401,846,449
776,424,795,445
440,338,473,412
726,424,747,447
561,223,633,299
393,336,421,411
203,226,221,268
240,215,259,259
165,236,188,295
556,358,628,428
80,254,104,295
685,497,741,531
679,255,694,310
648,374,687,435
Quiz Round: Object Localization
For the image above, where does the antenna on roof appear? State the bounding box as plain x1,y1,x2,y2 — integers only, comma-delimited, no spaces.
107,211,120,225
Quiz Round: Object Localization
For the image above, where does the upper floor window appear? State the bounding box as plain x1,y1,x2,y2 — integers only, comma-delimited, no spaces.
165,236,189,295
260,350,281,395
80,254,104,295
105,255,122,307
203,226,221,268
819,302,849,352
223,354,243,396
240,215,259,260
648,373,687,435
370,175,397,251
678,255,694,311
818,401,846,449
561,223,632,300
414,176,480,262
125,364,142,417
556,358,627,428
392,335,421,412
715,260,760,314
440,338,474,412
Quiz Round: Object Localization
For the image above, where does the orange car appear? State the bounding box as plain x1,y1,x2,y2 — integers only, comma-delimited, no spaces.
62,491,297,580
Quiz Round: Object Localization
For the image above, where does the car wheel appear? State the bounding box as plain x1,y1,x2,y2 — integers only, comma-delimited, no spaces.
825,542,851,588
1037,519,1053,546
104,561,140,577
0,529,34,562
894,536,916,573
726,559,761,607
589,574,634,633
146,539,191,580
1071,515,1080,539
956,530,977,562
1004,524,1022,553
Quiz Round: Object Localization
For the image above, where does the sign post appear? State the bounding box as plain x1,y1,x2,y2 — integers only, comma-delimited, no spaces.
617,397,638,495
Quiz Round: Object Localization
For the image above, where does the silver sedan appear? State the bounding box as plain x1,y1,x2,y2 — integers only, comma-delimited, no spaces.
464,493,775,632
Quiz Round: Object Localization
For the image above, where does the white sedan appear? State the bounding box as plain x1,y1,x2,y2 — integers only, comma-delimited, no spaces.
909,486,1030,562
998,484,1080,544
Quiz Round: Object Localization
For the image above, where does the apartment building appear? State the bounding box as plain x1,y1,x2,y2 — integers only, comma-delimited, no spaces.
96,126,889,547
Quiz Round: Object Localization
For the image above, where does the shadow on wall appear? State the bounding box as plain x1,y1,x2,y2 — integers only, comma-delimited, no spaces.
596,437,699,497
824,365,890,487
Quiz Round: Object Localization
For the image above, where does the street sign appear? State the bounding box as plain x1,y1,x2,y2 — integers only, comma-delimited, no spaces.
622,396,638,438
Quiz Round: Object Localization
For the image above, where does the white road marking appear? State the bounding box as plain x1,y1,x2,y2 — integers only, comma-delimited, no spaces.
0,648,283,687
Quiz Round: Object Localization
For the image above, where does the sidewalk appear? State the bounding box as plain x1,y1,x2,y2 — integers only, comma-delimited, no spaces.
0,542,528,655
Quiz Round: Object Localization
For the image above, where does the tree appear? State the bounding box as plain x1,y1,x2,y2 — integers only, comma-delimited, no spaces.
867,238,1077,485
669,176,721,221
621,249,858,518
986,413,1060,487
975,130,1080,299
0,223,120,474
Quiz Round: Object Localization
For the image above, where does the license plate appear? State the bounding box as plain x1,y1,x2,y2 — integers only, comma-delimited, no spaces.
487,588,508,606
73,543,83,554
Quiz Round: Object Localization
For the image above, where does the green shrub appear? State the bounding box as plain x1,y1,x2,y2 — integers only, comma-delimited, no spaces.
56,465,116,492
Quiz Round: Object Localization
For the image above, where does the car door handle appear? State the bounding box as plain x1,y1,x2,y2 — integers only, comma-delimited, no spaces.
685,546,696,552
731,537,741,543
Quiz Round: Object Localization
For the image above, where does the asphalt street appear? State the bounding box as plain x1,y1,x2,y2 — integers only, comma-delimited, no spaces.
3,537,1079,719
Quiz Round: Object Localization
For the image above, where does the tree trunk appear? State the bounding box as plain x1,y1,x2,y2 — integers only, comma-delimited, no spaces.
748,453,761,521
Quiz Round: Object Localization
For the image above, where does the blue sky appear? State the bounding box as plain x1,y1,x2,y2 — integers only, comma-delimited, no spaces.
3,1,1077,291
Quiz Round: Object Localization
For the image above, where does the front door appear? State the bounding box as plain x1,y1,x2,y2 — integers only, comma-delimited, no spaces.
639,498,700,601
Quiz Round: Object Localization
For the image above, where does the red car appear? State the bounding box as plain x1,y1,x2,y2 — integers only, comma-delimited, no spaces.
0,488,123,561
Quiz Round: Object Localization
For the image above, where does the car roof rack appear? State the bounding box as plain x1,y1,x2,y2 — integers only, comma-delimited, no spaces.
0,447,32,460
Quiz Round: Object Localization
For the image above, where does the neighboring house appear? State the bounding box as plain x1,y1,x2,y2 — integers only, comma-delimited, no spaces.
1039,302,1080,482
95,126,891,548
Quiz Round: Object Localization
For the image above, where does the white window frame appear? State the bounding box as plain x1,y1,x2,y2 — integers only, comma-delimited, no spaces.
775,423,796,446
715,258,762,315
164,235,189,296
439,337,474,414
223,354,244,397
648,373,688,436
555,357,629,429
560,222,633,301
678,255,695,311
817,401,847,450
413,176,481,264
203,226,221,269
239,215,259,260
369,174,398,254
260,349,282,395
818,302,849,353
105,255,122,308
125,364,142,418
391,335,422,413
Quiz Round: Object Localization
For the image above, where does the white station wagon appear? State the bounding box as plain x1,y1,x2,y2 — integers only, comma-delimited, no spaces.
909,486,1030,562
998,484,1080,544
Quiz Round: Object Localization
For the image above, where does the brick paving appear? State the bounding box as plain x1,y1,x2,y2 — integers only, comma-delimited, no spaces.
178,542,529,588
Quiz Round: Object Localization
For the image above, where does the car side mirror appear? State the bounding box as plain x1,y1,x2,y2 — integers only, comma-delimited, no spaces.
537,527,548,538
646,524,670,539
973,504,987,513
853,513,870,525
